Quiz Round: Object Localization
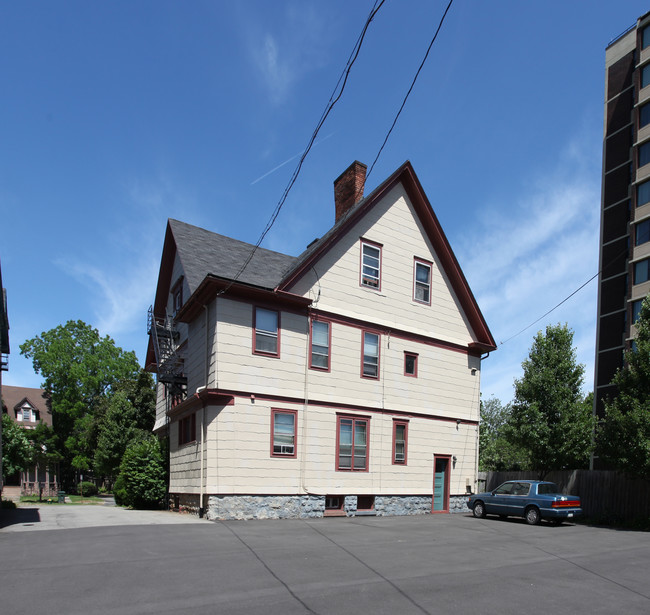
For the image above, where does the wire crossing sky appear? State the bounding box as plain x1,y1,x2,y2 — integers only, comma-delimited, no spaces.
2,1,648,403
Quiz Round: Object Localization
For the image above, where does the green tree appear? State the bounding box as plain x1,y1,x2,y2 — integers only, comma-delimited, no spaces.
115,435,166,509
94,391,147,484
509,324,594,478
20,320,141,486
1,413,33,478
479,397,529,471
597,297,650,479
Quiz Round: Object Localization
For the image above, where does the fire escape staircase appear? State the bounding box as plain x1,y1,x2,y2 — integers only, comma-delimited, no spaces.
147,306,187,401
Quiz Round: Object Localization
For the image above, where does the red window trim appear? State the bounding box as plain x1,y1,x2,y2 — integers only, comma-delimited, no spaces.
404,352,418,378
361,330,381,380
270,408,297,458
309,318,331,372
178,412,196,447
413,257,432,305
392,419,409,465
359,238,383,291
253,305,281,358
336,413,370,472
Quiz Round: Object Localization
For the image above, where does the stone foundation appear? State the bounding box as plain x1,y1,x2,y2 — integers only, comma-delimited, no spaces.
173,493,471,520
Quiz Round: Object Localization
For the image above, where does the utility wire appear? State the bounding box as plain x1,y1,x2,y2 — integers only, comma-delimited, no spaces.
367,0,455,179
499,244,631,347
221,0,386,294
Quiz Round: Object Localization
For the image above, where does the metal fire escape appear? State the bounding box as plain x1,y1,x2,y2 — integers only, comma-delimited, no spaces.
147,306,187,402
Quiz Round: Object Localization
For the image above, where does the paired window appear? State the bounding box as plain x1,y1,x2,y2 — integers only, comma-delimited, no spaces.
636,218,650,246
310,320,330,370
404,352,418,377
360,240,381,289
178,413,196,446
337,415,369,471
413,259,432,304
634,258,650,284
638,180,650,207
271,409,297,457
362,331,380,379
254,307,279,356
392,420,408,465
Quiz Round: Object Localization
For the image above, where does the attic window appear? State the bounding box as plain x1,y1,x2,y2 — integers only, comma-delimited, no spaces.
360,240,382,290
171,277,184,316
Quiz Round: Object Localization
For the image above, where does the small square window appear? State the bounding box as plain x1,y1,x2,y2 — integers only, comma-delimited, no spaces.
254,307,279,356
360,240,382,289
404,352,418,377
362,331,380,379
271,409,297,457
414,259,432,304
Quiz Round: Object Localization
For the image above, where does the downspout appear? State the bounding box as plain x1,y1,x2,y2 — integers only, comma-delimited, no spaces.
198,303,209,518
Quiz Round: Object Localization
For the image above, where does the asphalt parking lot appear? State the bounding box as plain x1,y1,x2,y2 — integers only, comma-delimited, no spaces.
1,505,649,615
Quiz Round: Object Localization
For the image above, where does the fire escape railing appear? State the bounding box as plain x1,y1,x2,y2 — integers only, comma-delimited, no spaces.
147,306,187,401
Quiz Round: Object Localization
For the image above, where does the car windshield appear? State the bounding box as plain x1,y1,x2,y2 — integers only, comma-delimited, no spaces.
537,483,559,495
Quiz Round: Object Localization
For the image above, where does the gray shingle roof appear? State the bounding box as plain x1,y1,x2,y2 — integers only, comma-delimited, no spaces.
169,219,298,294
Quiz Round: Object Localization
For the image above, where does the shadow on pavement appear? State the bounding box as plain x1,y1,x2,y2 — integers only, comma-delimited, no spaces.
0,507,41,529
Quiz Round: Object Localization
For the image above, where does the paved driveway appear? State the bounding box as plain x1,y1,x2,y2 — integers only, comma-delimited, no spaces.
1,506,649,614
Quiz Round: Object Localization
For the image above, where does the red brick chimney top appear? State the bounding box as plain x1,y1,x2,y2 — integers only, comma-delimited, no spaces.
334,161,367,223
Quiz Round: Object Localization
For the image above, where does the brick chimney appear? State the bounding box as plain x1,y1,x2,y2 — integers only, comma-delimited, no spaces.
334,161,367,222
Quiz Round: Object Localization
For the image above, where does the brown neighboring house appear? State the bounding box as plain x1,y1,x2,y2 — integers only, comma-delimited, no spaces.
1,385,59,496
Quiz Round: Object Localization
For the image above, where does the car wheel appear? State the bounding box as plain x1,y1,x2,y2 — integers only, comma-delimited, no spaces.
473,501,486,518
525,506,541,525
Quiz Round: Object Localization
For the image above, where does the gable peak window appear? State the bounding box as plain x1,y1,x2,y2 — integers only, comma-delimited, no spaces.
360,240,382,290
171,277,184,316
414,259,432,304
254,307,280,356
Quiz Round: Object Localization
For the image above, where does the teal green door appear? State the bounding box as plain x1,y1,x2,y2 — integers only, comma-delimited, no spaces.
433,457,449,512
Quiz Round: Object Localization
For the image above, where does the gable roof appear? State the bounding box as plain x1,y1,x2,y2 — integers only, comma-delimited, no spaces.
148,161,496,365
152,219,298,318
280,161,496,352
1,385,52,427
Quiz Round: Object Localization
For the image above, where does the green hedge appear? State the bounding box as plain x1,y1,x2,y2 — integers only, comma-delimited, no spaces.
77,481,98,496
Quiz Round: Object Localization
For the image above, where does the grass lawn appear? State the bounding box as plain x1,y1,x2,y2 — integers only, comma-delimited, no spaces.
19,494,106,505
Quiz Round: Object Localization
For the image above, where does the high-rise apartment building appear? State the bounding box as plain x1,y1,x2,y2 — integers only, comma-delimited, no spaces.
595,12,650,425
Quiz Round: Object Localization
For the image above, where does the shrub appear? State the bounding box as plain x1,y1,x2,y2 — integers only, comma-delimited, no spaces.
77,481,98,496
1,498,17,509
113,473,128,506
117,435,166,509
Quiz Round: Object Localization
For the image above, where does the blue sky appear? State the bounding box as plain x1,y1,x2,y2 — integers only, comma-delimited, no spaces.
2,1,648,404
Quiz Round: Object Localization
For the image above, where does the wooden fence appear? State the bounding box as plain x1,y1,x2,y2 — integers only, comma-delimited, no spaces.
478,470,650,522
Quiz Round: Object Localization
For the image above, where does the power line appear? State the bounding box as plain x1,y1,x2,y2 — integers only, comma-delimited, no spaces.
367,0,455,179
222,0,386,293
499,245,630,347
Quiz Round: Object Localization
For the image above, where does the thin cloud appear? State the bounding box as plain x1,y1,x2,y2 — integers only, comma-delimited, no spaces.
457,133,601,403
